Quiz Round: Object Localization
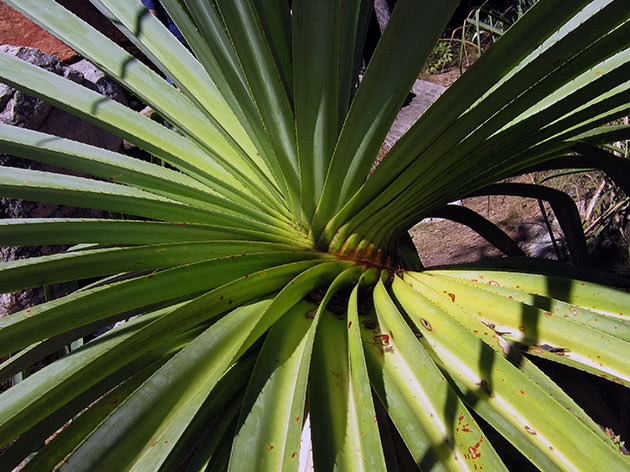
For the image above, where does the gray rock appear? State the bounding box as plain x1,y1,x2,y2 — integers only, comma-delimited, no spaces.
0,90,53,128
0,44,64,74
381,79,446,153
68,59,128,106
63,67,86,85
0,83,13,111
0,46,60,128
524,227,566,261
374,0,394,33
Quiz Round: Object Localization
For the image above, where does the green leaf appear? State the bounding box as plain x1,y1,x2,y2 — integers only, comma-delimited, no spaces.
0,312,136,383
18,355,169,472
6,0,263,172
409,270,630,386
0,219,311,248
216,0,301,218
228,300,318,472
0,241,302,293
0,50,263,209
307,266,382,470
62,300,270,471
425,267,630,318
0,253,324,356
0,258,324,448
0,124,291,222
172,0,289,199
90,0,284,205
159,356,254,472
312,0,459,240
0,303,183,449
184,397,241,472
393,273,629,470
0,164,293,234
256,0,293,100
1,1,630,470
323,0,628,248
309,272,387,471
237,260,356,357
293,0,364,220
367,279,508,471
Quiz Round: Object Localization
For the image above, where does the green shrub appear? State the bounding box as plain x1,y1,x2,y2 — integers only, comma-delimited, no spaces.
425,40,456,74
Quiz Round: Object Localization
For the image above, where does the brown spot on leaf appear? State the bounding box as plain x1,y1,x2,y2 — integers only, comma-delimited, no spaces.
539,344,568,354
468,445,481,459
420,319,432,331
524,425,536,435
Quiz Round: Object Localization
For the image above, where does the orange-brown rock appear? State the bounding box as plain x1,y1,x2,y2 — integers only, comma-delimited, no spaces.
0,1,130,62
0,2,78,61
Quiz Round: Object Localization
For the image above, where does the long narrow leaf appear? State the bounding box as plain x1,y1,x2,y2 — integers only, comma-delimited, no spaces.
312,0,458,240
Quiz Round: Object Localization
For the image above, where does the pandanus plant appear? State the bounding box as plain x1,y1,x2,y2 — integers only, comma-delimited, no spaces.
1,0,630,470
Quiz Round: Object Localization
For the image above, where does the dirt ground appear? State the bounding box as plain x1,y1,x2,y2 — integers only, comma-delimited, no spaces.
419,68,463,89
410,185,557,267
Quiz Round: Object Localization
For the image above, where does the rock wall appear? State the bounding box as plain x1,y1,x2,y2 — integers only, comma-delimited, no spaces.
0,45,128,316
0,1,129,62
